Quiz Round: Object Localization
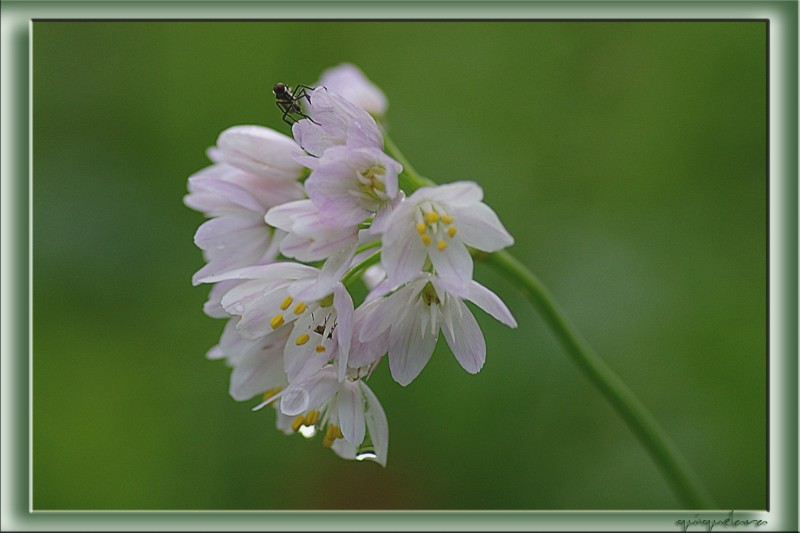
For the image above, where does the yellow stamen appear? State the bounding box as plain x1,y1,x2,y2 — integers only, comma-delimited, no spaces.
315,345,326,353
322,437,334,448
325,424,343,441
437,240,448,251
447,226,457,238
295,334,310,346
291,415,305,433
280,296,293,310
294,302,307,314
304,410,320,425
425,211,440,224
421,234,432,246
270,314,285,329
441,214,454,224
261,387,282,405
416,222,427,234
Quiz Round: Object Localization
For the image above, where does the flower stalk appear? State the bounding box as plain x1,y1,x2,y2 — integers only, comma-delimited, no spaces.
484,250,716,508
383,130,715,508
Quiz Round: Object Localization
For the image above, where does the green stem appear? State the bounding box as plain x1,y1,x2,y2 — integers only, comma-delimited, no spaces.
484,250,716,509
341,249,382,287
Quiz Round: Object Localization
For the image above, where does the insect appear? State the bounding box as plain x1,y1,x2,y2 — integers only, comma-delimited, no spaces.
272,82,318,125
313,321,335,339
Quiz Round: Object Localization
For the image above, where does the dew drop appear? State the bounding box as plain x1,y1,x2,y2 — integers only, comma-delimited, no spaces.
356,451,377,461
299,425,317,439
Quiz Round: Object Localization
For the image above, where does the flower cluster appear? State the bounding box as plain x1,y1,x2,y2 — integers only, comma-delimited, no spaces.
186,64,517,466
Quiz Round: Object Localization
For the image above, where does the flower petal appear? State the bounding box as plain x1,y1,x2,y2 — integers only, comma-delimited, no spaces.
318,63,388,117
337,383,366,446
217,125,304,180
465,280,517,328
280,368,338,416
333,283,355,382
198,261,318,285
418,181,483,207
441,298,486,374
451,202,514,252
361,381,389,467
388,301,437,386
427,240,473,292
229,329,289,401
382,206,427,286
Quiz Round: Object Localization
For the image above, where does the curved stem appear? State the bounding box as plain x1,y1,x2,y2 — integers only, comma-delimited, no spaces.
382,129,714,508
484,250,716,509
341,249,382,287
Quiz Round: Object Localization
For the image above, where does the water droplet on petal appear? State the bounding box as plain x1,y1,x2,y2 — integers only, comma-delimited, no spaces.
299,425,317,438
356,451,377,461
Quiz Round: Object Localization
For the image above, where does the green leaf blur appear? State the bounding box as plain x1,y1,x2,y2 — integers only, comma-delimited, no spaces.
32,21,766,510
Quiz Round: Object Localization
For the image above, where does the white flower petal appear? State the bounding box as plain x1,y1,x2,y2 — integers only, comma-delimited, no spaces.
265,200,316,231
229,329,289,401
280,369,338,416
203,280,240,318
357,290,403,342
337,384,366,446
217,125,304,180
424,181,483,207
280,386,310,416
427,240,473,292
465,280,517,328
361,381,389,467
451,203,514,252
441,298,486,374
330,436,357,461
283,316,332,383
318,63,388,117
333,284,355,382
198,262,318,285
382,222,427,287
388,302,437,386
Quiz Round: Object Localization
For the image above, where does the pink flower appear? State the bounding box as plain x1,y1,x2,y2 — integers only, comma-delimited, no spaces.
357,275,517,386
318,63,388,117
382,181,514,290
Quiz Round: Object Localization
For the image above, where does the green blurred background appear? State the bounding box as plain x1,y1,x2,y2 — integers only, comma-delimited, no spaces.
32,21,766,510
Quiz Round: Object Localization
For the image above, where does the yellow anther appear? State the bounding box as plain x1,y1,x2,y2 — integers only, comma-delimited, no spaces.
293,302,307,314
304,410,320,425
296,334,310,346
261,387,282,405
322,437,334,448
325,424,343,440
425,211,440,224
315,345,326,353
270,314,285,329
447,226,458,238
437,240,448,251
291,415,305,433
441,214,454,224
280,296,293,310
421,234,432,246
416,222,427,234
